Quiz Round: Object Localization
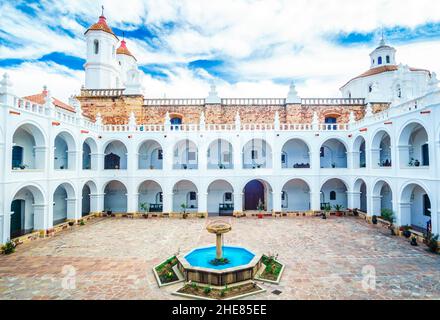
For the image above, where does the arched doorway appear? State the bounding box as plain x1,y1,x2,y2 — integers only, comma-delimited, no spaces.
243,180,272,211
103,180,127,213
207,180,234,216
138,180,163,213
11,123,46,170
281,179,310,212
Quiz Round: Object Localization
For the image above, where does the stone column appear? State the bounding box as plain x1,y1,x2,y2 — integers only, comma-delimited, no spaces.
198,192,208,216
272,191,282,214
348,151,360,169
233,192,243,216
0,212,11,243
34,146,47,170
397,145,410,168
33,204,48,231
67,150,79,170
370,148,380,168
163,192,174,214
89,193,104,214
66,198,77,220
397,202,412,227
92,153,103,171
127,192,139,214
347,191,361,210
369,195,382,217
309,151,319,170
310,191,321,211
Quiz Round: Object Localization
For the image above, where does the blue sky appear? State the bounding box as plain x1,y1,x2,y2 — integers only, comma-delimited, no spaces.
2,0,440,101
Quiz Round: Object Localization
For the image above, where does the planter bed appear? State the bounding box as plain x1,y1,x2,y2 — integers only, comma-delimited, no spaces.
173,282,265,300
153,256,184,287
254,255,284,284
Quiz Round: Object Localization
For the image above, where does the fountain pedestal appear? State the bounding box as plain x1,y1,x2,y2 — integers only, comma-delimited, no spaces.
206,221,232,261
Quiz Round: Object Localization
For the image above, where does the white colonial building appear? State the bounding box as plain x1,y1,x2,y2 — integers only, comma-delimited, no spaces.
0,14,439,245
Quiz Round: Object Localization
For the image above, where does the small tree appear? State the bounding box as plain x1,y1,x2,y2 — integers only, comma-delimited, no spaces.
181,203,188,218
257,199,264,212
140,202,150,213
380,208,394,223
426,233,439,253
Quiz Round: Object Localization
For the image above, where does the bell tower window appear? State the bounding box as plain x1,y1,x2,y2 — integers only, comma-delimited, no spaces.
386,55,390,64
94,40,99,55
378,56,382,65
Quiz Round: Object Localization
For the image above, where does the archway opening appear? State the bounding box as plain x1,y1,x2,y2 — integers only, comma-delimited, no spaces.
104,141,127,170
10,186,44,238
207,180,234,216
242,139,272,169
281,139,310,169
372,181,393,218
173,140,198,170
173,180,198,212
138,140,163,170
398,123,429,168
401,184,432,233
320,139,347,168
82,138,97,170
54,132,75,170
320,179,347,210
53,184,74,225
138,180,163,213
353,136,366,168
353,179,367,212
207,139,233,169
243,179,272,211
104,181,127,213
11,124,45,170
372,131,392,168
281,179,310,212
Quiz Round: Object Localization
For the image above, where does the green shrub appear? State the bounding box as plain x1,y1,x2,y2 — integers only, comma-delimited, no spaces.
426,233,439,253
2,241,16,255
203,286,212,295
380,208,394,223
79,220,85,226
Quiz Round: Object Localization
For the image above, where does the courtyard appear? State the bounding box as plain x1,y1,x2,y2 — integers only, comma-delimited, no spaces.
0,216,439,300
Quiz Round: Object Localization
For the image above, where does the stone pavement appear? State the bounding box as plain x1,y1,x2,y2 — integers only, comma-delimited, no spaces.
0,216,439,300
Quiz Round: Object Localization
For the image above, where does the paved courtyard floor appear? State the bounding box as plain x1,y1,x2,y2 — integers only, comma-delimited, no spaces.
0,216,439,300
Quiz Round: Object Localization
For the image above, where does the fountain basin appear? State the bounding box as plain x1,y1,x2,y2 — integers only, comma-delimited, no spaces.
177,246,262,286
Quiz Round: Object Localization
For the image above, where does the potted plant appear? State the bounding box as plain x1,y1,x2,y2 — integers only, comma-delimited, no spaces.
257,199,264,219
408,158,415,167
181,203,188,219
333,204,344,217
149,165,154,170
2,240,16,255
140,202,149,218
414,159,420,167
372,215,378,225
410,236,418,246
322,204,331,219
425,232,439,253
402,225,412,238
331,162,336,168
380,208,394,224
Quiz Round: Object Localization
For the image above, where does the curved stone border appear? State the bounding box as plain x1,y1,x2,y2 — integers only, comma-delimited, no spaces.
254,260,285,285
153,257,185,288
171,285,266,300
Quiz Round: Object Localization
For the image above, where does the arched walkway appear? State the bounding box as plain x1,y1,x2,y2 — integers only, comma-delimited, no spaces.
138,180,163,213
53,183,75,225
207,180,234,216
353,179,367,212
353,136,366,168
243,179,273,211
173,140,198,170
103,180,127,213
10,185,45,238
398,122,429,168
242,139,272,169
281,139,310,169
400,183,432,232
138,140,163,170
372,130,392,168
54,132,76,170
207,139,233,169
281,179,310,212
320,179,348,210
372,180,393,217
82,181,97,217
82,138,97,170
104,140,127,170
11,123,46,170
320,139,347,168
173,180,198,212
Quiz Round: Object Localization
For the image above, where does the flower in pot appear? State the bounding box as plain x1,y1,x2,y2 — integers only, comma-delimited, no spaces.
149,165,154,170
380,208,394,224
140,202,149,218
402,225,412,238
331,163,336,168
333,204,344,217
372,215,378,225
257,199,264,219
410,236,418,246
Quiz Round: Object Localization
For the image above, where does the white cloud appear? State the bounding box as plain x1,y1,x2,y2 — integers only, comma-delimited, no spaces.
2,0,440,100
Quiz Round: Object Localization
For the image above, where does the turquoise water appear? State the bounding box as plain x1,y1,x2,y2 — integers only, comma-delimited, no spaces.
185,246,255,270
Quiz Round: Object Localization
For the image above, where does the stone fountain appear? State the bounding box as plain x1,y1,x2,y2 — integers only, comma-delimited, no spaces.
206,221,232,261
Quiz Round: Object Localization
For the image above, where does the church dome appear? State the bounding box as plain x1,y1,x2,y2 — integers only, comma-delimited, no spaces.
85,15,118,39
116,40,137,60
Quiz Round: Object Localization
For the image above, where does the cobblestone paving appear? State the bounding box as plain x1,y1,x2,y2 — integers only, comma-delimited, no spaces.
0,216,439,300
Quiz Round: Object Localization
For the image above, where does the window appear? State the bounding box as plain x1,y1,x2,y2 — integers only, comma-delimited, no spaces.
187,151,196,161
422,144,429,166
330,191,336,201
320,147,324,157
251,150,258,160
94,40,99,55
104,153,120,169
378,56,382,65
397,85,402,98
386,55,390,64
12,146,23,168
281,152,287,164
423,194,431,216
189,192,197,201
156,192,163,204
224,192,232,202
368,84,373,93
158,149,163,160
170,117,182,130
222,152,231,163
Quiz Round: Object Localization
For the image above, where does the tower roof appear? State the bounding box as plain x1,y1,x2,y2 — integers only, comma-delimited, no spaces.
116,39,137,61
85,14,118,40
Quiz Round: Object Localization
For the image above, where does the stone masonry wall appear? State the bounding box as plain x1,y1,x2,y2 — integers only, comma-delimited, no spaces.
77,94,389,125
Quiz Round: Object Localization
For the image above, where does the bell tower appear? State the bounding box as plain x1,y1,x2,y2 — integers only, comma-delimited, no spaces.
84,6,120,89
369,33,396,68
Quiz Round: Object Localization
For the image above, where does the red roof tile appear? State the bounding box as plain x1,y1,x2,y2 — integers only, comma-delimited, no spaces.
85,15,118,39
116,40,136,60
23,89,75,113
